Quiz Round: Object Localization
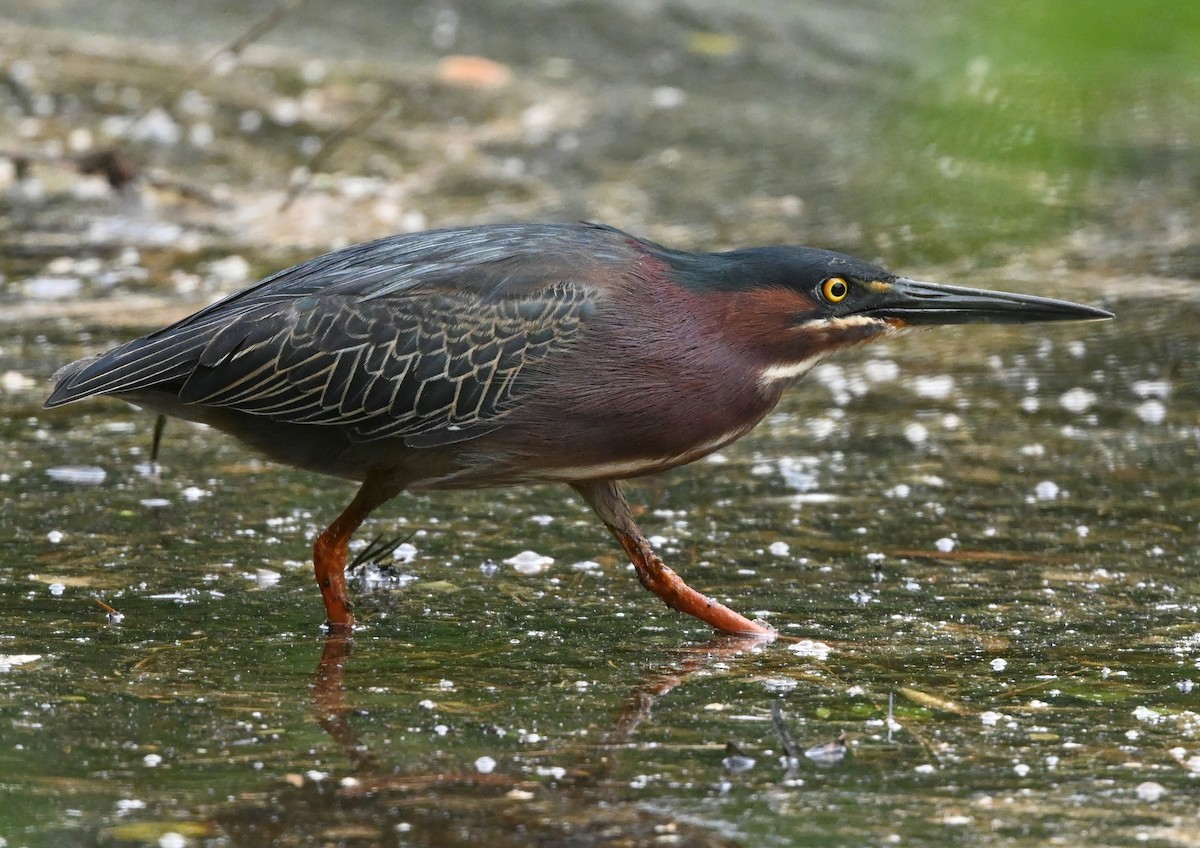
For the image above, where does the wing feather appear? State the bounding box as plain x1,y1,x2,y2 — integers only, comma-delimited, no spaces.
44,223,627,446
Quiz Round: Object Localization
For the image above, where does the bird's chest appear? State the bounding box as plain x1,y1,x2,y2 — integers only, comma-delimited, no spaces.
497,314,785,481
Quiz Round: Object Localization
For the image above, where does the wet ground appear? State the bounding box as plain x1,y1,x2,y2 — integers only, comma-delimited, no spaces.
2,1,1199,846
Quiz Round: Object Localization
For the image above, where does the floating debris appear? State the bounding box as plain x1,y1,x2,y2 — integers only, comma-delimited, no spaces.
913,374,955,400
46,466,107,485
788,639,831,661
505,550,554,574
804,734,849,766
0,654,42,672
1134,399,1165,424
1059,387,1097,413
722,745,757,774
1034,480,1060,501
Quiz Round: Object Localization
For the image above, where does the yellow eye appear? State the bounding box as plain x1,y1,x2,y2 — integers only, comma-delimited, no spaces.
822,277,849,303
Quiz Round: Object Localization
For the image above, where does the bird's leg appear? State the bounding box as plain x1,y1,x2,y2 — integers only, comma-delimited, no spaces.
313,478,400,632
571,480,775,639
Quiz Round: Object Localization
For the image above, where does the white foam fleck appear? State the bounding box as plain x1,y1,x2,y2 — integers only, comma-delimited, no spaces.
505,551,553,574
1134,399,1165,424
1059,387,1097,413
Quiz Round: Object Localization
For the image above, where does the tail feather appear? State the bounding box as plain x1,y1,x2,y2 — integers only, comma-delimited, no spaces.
43,327,212,408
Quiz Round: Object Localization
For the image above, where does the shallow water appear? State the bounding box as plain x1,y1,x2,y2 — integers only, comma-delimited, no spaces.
2,2,1199,847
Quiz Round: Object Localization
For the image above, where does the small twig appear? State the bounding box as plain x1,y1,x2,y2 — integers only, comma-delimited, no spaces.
128,0,314,128
771,700,802,761
279,97,401,212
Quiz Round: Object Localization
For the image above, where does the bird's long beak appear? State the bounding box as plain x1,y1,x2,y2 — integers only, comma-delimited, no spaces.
865,278,1114,325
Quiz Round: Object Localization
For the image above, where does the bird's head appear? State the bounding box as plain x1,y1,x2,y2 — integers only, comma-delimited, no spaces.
665,245,1113,388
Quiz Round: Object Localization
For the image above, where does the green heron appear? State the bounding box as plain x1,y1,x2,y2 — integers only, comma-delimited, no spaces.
45,223,1112,637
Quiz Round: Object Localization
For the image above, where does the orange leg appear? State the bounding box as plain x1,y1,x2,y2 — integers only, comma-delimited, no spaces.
572,480,776,639
313,478,399,632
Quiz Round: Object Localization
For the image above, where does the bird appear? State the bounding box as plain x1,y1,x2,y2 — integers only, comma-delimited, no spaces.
44,222,1113,637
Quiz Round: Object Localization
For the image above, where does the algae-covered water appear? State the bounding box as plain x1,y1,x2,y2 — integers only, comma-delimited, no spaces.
1,2,1198,846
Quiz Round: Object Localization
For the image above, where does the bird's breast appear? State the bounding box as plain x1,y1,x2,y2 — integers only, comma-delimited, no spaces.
456,278,787,483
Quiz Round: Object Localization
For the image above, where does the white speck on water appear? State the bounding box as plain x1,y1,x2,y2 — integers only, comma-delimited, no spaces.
808,417,837,439
648,535,669,547
913,374,955,400
49,583,65,596
762,677,799,694
1126,729,1140,740
437,679,455,690
904,422,928,445
418,699,436,710
1177,679,1195,694
0,654,42,672
1133,705,1163,724
47,466,107,485
914,763,936,774
1077,525,1090,537
143,753,162,767
705,452,729,464
941,414,961,429
254,569,281,587
181,487,209,502
475,756,497,774
1134,399,1166,424
1020,396,1040,413
139,498,171,509
863,358,899,382
788,640,831,661
1132,380,1170,399
433,724,449,736
115,798,146,813
47,530,65,544
885,483,911,499
990,658,1008,672
651,86,686,109
305,770,329,783
1136,781,1167,802
723,754,756,773
980,711,1005,727
942,814,971,826
1059,387,1097,413
393,543,418,563
1,370,36,391
768,541,790,556
1013,763,1030,777
505,550,553,574
206,255,250,285
1034,480,1060,501
570,560,600,571
778,456,819,492
158,832,187,848
24,276,83,299
129,108,182,145
1020,443,1045,457
935,537,955,553
528,514,554,526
